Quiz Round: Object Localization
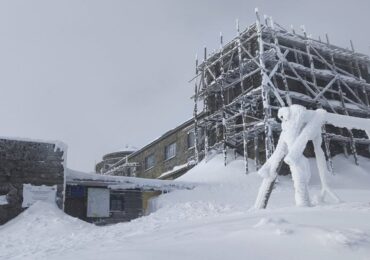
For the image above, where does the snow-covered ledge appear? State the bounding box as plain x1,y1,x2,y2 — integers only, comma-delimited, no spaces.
255,105,370,208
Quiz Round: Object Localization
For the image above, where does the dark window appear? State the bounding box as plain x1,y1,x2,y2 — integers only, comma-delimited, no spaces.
110,194,125,211
66,185,85,198
165,142,176,160
144,154,155,170
187,131,195,148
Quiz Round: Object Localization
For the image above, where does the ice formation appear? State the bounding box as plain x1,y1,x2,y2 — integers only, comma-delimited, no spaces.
256,105,370,207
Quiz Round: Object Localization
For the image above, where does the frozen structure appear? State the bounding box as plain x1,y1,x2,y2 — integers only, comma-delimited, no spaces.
191,10,370,184
255,105,370,207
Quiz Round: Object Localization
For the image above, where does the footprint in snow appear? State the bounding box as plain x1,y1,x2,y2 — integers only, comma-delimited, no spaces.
323,229,369,249
254,217,294,235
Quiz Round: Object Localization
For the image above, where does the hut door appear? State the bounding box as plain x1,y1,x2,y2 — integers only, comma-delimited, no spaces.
87,188,110,218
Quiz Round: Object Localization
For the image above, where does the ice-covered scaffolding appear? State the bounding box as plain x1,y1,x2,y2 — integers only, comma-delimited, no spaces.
192,9,370,173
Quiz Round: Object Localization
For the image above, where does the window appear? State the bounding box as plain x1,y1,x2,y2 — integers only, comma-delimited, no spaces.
144,154,155,170
187,131,195,149
165,142,176,160
110,193,125,212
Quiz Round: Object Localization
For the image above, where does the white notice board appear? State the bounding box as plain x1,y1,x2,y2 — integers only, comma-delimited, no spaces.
22,184,57,208
87,188,110,218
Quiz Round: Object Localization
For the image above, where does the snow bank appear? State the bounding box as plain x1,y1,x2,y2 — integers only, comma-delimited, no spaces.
0,201,94,260
1,153,370,260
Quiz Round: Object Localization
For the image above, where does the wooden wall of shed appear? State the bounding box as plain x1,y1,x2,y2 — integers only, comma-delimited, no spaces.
142,190,162,215
65,185,148,225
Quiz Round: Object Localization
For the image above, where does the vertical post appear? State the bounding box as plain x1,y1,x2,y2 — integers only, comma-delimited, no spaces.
271,18,291,106
321,127,334,173
236,19,245,93
254,133,260,170
253,9,275,209
219,32,228,166
203,46,209,162
241,100,249,174
255,8,273,160
327,39,359,166
350,40,370,107
193,54,200,164
290,25,300,65
301,26,317,91
337,80,359,165
351,40,370,152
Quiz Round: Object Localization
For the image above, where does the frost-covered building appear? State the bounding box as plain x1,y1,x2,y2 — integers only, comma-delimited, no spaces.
96,117,204,179
65,170,194,225
192,11,370,173
95,146,137,174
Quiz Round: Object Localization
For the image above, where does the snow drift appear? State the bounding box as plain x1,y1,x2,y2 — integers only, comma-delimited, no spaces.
1,153,370,260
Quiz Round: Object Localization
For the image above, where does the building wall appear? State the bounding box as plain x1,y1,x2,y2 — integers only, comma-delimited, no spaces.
64,184,162,225
95,116,204,179
129,123,196,179
0,139,65,225
95,151,134,174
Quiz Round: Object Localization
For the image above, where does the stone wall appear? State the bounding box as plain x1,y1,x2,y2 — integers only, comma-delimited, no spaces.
0,138,65,224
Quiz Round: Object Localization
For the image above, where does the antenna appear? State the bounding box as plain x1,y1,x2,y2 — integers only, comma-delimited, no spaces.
325,33,330,45
220,32,223,48
290,24,296,34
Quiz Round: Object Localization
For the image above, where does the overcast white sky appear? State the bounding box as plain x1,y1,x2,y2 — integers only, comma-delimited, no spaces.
0,0,369,172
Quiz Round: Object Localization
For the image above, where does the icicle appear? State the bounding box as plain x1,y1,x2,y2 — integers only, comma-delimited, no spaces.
321,127,334,174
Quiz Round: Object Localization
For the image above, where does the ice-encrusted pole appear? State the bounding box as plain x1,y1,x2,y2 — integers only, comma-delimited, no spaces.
304,27,335,172
270,17,291,106
241,100,249,174
254,8,275,209
326,35,359,166
254,134,260,170
219,32,228,166
237,19,249,174
350,40,369,107
203,46,209,162
255,8,273,160
236,19,245,93
193,54,200,165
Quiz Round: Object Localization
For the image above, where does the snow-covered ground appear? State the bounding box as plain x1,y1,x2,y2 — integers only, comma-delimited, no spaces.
1,153,370,260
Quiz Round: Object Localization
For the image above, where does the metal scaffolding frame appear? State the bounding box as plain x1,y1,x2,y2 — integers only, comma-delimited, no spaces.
192,10,370,174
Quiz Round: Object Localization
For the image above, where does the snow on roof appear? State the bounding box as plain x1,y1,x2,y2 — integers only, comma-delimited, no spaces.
0,136,67,152
66,168,195,191
157,163,190,179
119,145,138,152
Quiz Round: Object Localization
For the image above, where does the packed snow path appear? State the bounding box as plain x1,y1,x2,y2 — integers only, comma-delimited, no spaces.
1,154,370,260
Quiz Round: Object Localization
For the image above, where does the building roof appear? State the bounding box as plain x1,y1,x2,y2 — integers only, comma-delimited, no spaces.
67,168,195,191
